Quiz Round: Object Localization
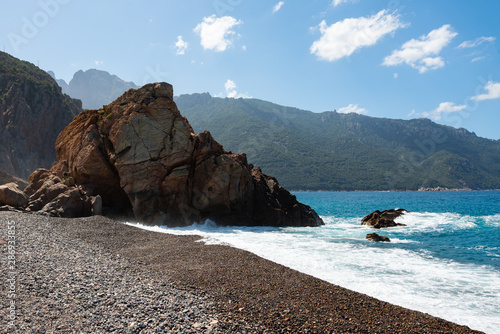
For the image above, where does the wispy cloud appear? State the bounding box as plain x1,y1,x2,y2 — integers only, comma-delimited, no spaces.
331,0,356,7
175,36,188,55
310,10,406,62
273,1,285,13
194,15,243,52
471,56,486,63
457,36,495,49
472,81,500,101
383,25,457,73
338,104,368,114
411,102,466,120
225,79,252,98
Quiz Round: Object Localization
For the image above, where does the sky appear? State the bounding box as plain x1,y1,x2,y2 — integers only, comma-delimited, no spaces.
1,0,499,140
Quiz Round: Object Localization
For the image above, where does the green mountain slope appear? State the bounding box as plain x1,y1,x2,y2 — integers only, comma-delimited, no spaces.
0,51,81,179
175,93,500,191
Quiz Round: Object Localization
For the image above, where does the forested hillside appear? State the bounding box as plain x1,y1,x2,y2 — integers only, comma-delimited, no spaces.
175,93,500,191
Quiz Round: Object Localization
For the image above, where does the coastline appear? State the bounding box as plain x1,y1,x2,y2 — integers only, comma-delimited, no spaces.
1,212,483,333
291,188,500,192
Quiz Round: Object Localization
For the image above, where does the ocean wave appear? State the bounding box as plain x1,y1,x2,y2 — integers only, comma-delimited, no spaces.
395,211,478,234
484,214,500,227
127,217,500,334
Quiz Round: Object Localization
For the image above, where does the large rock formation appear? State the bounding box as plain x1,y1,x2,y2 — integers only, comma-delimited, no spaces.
41,82,323,227
0,51,82,179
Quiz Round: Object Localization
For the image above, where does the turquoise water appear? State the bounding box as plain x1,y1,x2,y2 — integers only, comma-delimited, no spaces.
130,191,500,334
295,191,500,270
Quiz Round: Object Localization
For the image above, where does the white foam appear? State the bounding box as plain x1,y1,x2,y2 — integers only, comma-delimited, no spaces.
484,214,500,227
396,212,478,234
126,218,500,334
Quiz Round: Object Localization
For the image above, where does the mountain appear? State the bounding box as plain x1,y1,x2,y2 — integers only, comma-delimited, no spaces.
175,93,500,191
50,69,138,109
0,51,82,179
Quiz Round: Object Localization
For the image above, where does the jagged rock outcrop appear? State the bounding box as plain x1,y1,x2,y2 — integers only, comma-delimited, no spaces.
361,209,407,229
22,169,102,218
366,233,391,242
0,51,82,179
41,82,323,227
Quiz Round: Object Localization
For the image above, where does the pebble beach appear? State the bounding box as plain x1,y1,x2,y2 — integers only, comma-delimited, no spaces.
0,212,484,333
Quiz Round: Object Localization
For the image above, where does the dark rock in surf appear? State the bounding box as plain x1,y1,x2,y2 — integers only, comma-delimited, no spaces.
361,209,407,229
366,233,391,242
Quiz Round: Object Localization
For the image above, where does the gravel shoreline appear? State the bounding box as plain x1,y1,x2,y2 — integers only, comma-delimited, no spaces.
1,212,483,333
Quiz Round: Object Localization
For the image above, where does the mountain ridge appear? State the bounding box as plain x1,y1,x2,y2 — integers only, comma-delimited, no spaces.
175,93,500,191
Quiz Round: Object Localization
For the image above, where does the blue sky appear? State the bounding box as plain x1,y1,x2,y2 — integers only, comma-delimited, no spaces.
1,0,499,139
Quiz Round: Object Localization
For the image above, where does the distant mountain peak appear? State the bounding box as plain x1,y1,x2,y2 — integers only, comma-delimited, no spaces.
49,68,139,109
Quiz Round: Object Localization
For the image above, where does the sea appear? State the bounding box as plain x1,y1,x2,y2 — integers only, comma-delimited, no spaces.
129,191,500,334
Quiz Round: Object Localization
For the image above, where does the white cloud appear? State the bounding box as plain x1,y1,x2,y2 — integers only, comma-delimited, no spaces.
412,102,466,120
432,102,466,120
471,56,486,63
310,10,406,62
393,72,398,79
332,0,355,6
472,81,500,101
175,36,188,55
194,15,242,52
225,79,252,99
383,24,457,73
273,1,285,13
337,104,368,114
457,36,495,49
94,60,103,66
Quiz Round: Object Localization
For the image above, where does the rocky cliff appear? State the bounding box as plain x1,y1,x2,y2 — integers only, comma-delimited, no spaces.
44,82,323,227
0,52,82,179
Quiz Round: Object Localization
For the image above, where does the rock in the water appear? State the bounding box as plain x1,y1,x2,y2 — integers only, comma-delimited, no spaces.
366,233,391,242
0,182,28,207
31,82,323,227
361,209,407,228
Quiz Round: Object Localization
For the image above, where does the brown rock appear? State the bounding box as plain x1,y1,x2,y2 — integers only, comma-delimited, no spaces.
361,209,407,229
0,169,28,190
366,233,391,242
23,168,100,218
47,82,323,227
0,182,28,207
